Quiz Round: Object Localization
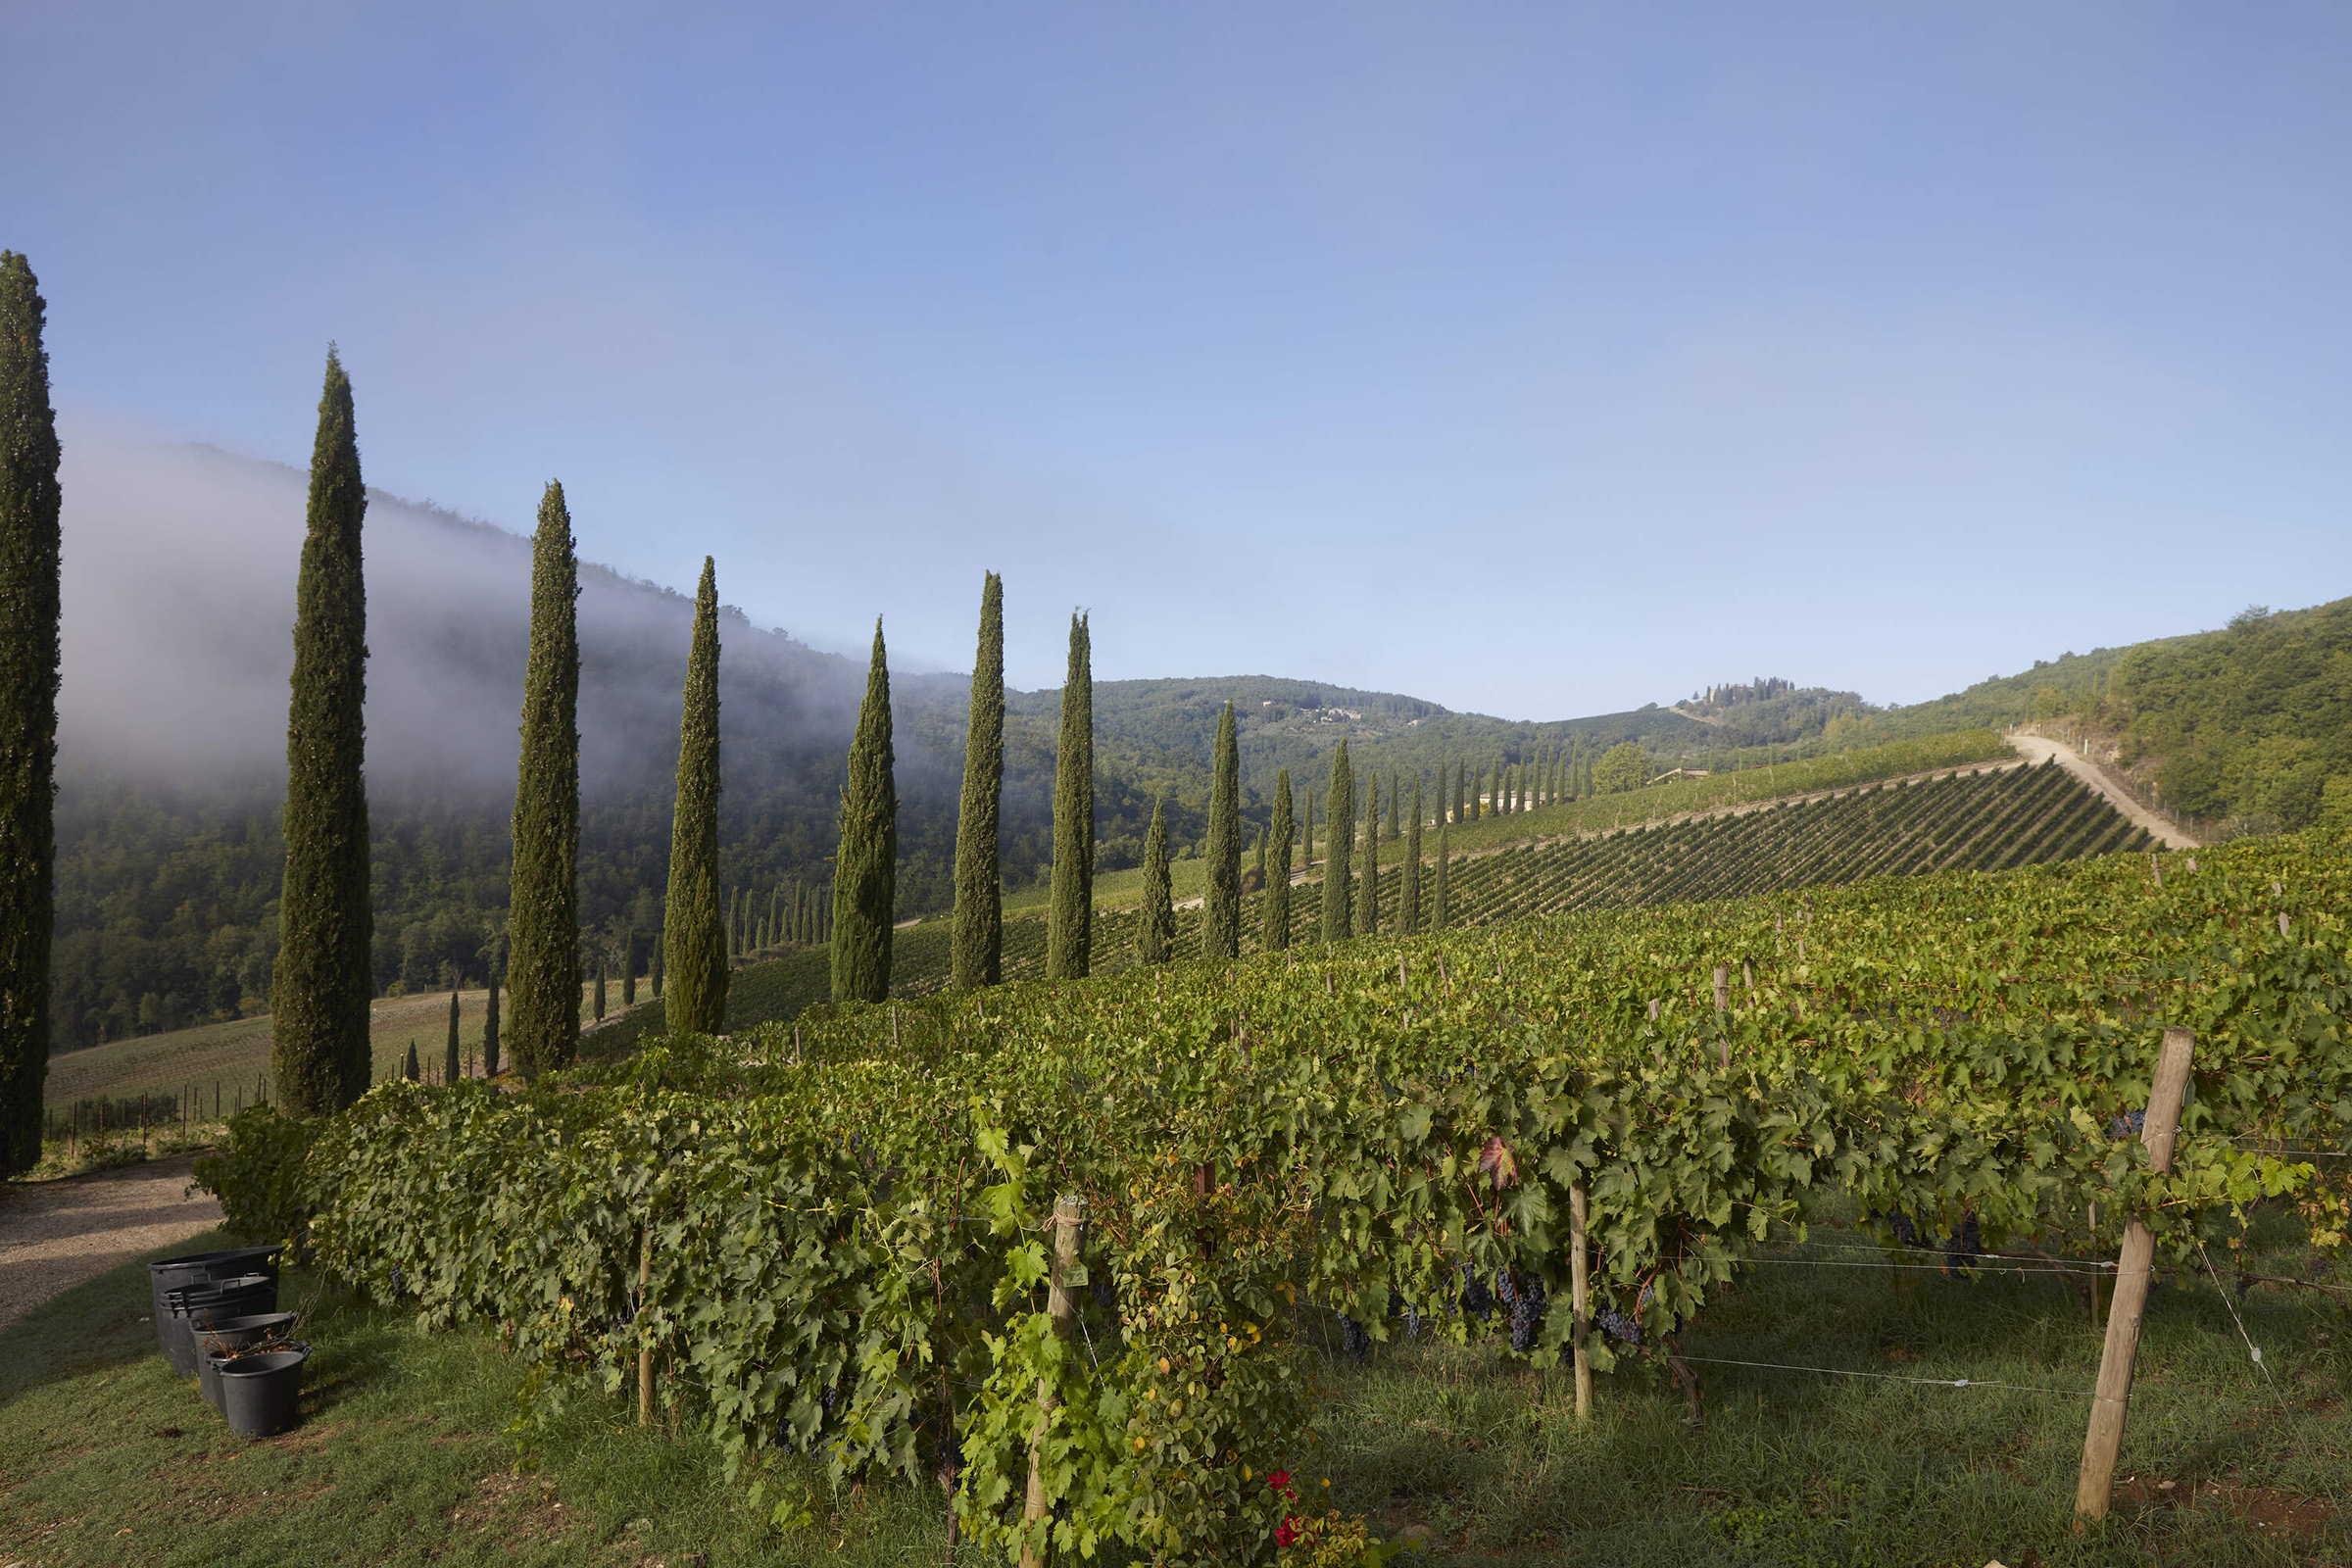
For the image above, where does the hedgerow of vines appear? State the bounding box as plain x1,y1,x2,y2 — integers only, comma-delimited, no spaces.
198,827,2351,1562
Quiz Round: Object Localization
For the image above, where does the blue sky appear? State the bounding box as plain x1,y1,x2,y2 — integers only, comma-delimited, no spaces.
7,4,2348,716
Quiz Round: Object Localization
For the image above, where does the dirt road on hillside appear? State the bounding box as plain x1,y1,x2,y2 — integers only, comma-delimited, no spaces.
0,1155,222,1331
2004,731,2198,850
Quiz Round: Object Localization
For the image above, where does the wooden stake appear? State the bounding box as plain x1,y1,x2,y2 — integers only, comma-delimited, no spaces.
2279,912,2291,939
1020,1197,1085,1568
1569,1183,1592,1424
1712,966,1732,1070
2075,1026,2195,1524
637,1224,656,1426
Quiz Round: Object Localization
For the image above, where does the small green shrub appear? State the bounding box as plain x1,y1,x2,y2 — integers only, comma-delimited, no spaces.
192,1102,322,1249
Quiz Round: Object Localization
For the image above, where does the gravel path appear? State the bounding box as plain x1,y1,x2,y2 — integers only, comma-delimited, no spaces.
2004,731,2200,850
0,1154,222,1332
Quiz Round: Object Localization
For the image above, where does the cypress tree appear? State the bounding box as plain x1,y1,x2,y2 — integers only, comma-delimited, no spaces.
401,1041,418,1083
1320,741,1353,943
1454,760,1467,825
832,618,898,1004
621,926,637,1004
1262,769,1294,953
1357,771,1379,934
1253,827,1267,904
0,252,60,1172
506,482,581,1079
650,933,663,999
1303,788,1315,867
445,989,462,1084
952,572,1005,990
1434,821,1451,928
664,559,728,1032
1046,613,1094,980
1140,796,1173,965
271,348,373,1117
1387,772,1398,842
483,967,501,1076
1202,701,1241,958
1401,778,1423,934
593,955,607,1022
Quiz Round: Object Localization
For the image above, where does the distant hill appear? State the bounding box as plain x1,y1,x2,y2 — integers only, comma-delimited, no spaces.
48,430,2347,1052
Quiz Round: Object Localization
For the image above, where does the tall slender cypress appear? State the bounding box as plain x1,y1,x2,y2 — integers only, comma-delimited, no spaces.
483,968,501,1076
1401,778,1423,934
650,933,663,998
445,989,461,1083
1202,702,1241,958
664,560,728,1032
271,348,372,1116
1303,788,1315,866
951,575,1004,990
1262,770,1294,953
1434,821,1451,928
593,956,607,1022
621,926,637,1005
1046,613,1094,979
1320,741,1353,943
1387,772,1398,842
403,1041,419,1083
506,482,581,1078
1140,796,1173,966
1454,760,1466,825
0,253,60,1171
833,618,898,1004
1253,828,1267,904
1357,771,1379,934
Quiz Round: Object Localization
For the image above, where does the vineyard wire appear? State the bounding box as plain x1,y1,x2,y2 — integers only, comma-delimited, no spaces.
2194,1239,2288,1413
1671,1354,2122,1402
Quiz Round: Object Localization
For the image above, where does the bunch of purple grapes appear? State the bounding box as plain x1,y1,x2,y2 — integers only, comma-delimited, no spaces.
1340,1314,1370,1364
1494,1268,1547,1353
1455,1266,1494,1323
2108,1108,2148,1140
1595,1307,1642,1346
1941,1213,1982,1273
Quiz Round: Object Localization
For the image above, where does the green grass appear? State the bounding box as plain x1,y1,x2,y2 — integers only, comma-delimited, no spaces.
44,979,654,1115
1309,1195,2348,1565
0,1226,947,1568
7,1202,2340,1565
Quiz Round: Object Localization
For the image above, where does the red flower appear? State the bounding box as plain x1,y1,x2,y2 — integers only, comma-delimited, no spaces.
1266,1470,1294,1499
1276,1516,1300,1548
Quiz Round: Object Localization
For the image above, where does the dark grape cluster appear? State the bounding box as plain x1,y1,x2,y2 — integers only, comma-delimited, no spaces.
933,1423,963,1477
1941,1213,1982,1273
1595,1307,1642,1346
1340,1314,1370,1365
1456,1266,1494,1323
1403,1303,1423,1341
2108,1108,2147,1139
1495,1268,1546,1353
1092,1273,1116,1312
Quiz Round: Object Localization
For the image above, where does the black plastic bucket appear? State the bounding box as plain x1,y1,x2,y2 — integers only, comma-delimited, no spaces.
202,1335,306,1413
147,1247,279,1359
219,1348,308,1437
163,1275,277,1375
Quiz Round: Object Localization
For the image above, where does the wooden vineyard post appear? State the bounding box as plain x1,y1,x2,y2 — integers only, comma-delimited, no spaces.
2075,1026,2195,1525
1021,1196,1085,1568
1569,1183,1592,1424
638,1223,657,1426
1711,965,1732,1070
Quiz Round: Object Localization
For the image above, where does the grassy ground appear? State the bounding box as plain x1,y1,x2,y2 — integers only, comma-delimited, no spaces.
41,978,654,1115
4,1200,2342,1566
